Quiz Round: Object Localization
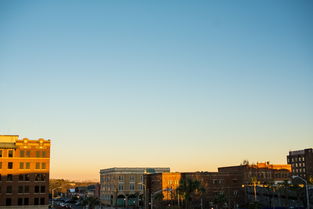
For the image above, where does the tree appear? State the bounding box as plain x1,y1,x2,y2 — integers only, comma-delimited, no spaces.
213,193,227,209
177,178,203,209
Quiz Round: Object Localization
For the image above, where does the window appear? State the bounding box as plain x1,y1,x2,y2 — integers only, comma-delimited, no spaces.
24,185,29,193
42,151,46,157
8,150,13,157
19,174,24,181
36,151,40,157
18,198,23,205
42,163,46,169
24,198,29,205
25,174,30,181
26,162,30,169
6,198,12,206
0,162,2,169
34,198,39,205
129,183,135,191
35,174,45,181
7,174,13,181
20,150,25,157
40,198,45,205
41,186,46,193
18,186,23,193
118,175,124,181
26,151,30,157
20,162,24,169
6,186,12,193
118,183,124,191
35,186,40,193
130,176,135,182
8,162,13,169
139,184,143,190
36,162,40,169
0,150,2,157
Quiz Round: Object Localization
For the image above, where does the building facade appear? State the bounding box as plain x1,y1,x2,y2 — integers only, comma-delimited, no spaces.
145,172,242,209
287,148,313,182
218,162,291,185
144,162,292,209
100,167,170,207
0,135,50,209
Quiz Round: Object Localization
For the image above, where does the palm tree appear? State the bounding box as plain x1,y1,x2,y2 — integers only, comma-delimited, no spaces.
176,178,203,209
81,196,100,209
213,192,227,209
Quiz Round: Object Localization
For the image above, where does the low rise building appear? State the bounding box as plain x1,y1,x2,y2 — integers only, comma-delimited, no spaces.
99,167,170,207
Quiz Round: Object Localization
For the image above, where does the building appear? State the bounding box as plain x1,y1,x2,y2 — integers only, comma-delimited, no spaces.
0,135,51,209
218,162,291,185
287,148,313,182
144,163,292,209
86,184,100,198
145,172,242,209
100,167,170,207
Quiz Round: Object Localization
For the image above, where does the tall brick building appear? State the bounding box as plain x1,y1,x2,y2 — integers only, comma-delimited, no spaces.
287,148,313,182
218,162,291,185
0,135,50,209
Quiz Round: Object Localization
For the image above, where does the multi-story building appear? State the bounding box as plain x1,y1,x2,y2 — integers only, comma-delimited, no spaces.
145,172,242,209
0,135,51,209
218,162,291,185
287,148,313,182
100,167,170,207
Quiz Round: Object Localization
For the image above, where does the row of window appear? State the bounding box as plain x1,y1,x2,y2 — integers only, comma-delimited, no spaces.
102,175,143,182
292,162,306,168
0,150,47,158
293,168,306,173
0,174,46,181
4,197,45,206
0,185,46,194
0,162,47,170
101,183,144,191
289,156,305,163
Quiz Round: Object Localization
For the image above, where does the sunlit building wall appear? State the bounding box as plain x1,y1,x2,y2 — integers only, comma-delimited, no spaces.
0,135,51,209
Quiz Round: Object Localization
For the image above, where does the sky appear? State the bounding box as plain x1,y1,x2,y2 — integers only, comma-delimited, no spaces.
0,0,312,181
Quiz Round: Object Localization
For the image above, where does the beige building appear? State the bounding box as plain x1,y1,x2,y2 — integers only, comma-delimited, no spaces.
0,135,50,209
100,167,170,207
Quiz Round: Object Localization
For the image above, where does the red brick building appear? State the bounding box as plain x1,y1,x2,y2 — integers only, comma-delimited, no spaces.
0,135,50,209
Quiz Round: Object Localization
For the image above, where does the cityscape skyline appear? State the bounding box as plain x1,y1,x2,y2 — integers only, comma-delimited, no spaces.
1,1,313,181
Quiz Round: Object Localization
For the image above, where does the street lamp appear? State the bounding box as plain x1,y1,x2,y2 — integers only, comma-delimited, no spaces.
292,175,310,209
138,183,147,209
151,188,172,209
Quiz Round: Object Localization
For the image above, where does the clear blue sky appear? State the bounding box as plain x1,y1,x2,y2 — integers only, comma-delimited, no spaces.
1,0,312,180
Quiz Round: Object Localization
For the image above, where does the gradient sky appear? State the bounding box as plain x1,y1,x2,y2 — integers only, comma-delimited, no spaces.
0,1,312,181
